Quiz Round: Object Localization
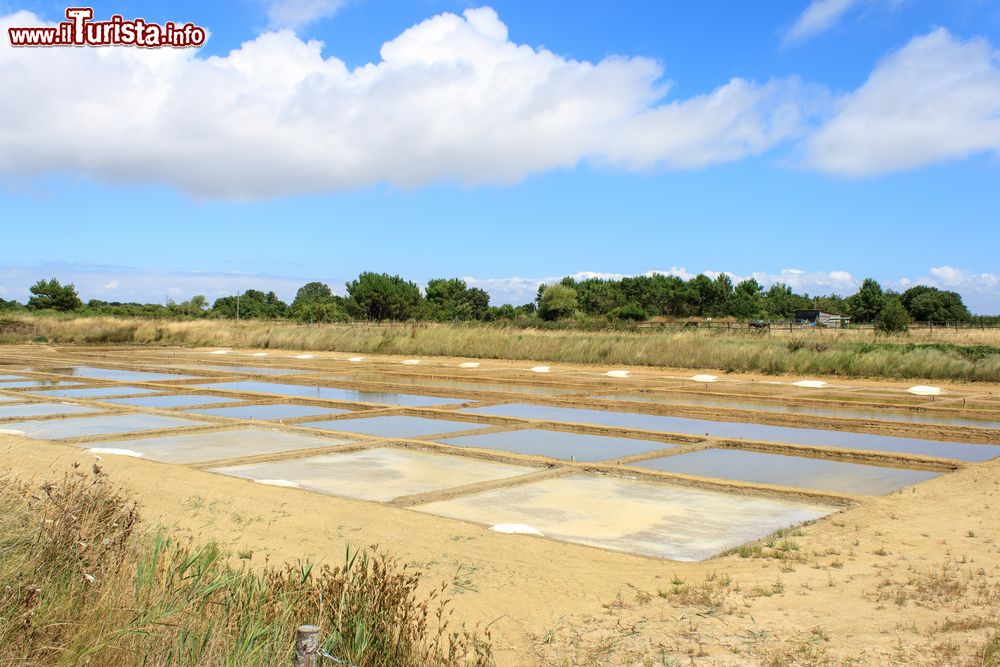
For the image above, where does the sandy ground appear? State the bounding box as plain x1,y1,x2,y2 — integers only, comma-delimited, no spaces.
2,433,998,665
1,345,999,664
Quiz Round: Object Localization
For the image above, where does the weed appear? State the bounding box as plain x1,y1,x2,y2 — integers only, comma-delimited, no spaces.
0,468,492,667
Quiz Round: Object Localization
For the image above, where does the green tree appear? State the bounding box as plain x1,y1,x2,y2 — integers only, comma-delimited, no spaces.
171,295,208,318
537,284,578,321
27,278,82,312
728,279,764,320
574,279,626,316
456,287,490,320
424,278,489,321
848,278,885,323
876,298,910,334
291,282,341,323
211,290,288,319
812,294,848,315
763,283,812,320
346,272,423,321
712,274,734,317
689,274,721,317
900,286,970,323
425,278,467,316
485,303,517,321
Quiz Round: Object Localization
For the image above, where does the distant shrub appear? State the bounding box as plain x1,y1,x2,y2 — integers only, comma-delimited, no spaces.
876,299,910,334
610,303,648,321
537,284,578,321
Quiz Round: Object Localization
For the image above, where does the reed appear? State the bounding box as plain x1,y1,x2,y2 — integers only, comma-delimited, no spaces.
0,466,492,666
7,315,1000,382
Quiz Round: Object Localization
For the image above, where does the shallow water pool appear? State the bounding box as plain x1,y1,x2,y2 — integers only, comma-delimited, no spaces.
632,448,940,496
434,429,672,461
300,415,491,439
97,428,352,464
190,381,472,407
0,413,206,440
462,404,1000,462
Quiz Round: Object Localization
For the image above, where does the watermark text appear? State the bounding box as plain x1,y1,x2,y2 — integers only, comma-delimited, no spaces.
8,7,207,48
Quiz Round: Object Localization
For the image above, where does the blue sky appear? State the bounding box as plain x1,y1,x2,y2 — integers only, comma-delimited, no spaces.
1,1,999,310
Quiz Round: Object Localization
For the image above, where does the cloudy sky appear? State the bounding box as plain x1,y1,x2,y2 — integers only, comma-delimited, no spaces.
1,0,998,311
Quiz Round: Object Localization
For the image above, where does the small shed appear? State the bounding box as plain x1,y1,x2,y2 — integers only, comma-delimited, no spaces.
795,310,850,328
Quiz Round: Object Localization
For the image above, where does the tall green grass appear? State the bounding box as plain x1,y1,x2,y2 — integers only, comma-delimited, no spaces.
0,466,492,666
7,315,1000,381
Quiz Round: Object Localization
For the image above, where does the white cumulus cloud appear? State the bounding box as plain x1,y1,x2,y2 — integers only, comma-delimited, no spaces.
785,0,859,44
805,28,1000,175
265,0,346,30
0,8,804,199
0,264,311,304
783,0,902,45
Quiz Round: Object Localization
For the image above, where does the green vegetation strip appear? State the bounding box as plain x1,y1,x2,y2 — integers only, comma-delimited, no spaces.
6,316,1000,382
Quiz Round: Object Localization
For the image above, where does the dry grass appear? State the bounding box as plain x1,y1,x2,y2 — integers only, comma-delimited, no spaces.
6,315,1000,381
0,465,492,667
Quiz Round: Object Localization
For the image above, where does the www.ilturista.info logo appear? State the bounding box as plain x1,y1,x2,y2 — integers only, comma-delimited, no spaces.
8,7,207,48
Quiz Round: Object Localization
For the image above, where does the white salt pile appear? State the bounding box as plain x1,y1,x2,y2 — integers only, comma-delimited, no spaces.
459,362,481,369
210,350,228,355
0,429,26,436
347,357,365,362
907,385,942,396
793,380,828,388
86,448,144,458
606,370,629,378
295,354,314,360
255,479,301,488
490,523,544,536
401,359,421,365
250,352,268,357
691,374,718,383
530,366,551,373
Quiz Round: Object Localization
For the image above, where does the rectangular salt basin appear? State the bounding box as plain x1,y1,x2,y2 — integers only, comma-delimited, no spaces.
0,402,101,419
212,447,533,502
347,373,575,396
191,381,472,406
31,386,160,399
182,365,323,376
462,404,1000,462
435,429,672,462
97,428,353,464
301,415,491,439
633,449,940,496
416,475,834,561
103,395,244,409
61,366,199,382
0,375,26,381
0,413,206,440
183,404,352,421
2,380,84,389
598,393,1000,430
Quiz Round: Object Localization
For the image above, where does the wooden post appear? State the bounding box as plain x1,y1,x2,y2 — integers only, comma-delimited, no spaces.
294,625,320,667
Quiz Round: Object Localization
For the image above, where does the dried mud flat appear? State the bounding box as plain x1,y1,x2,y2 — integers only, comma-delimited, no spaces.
1,344,999,665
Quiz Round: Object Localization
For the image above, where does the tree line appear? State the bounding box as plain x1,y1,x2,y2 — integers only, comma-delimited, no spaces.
1,273,993,332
